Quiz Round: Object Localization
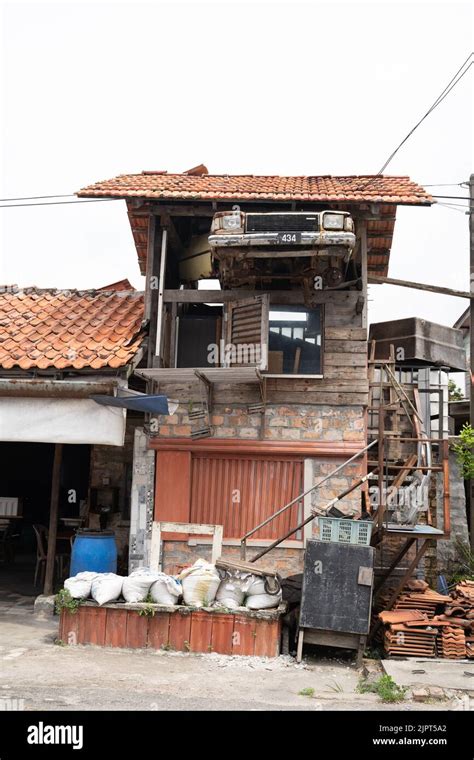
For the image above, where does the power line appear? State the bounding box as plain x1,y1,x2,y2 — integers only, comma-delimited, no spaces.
0,194,75,202
0,198,121,209
421,183,464,187
377,56,473,175
432,195,472,200
355,53,473,192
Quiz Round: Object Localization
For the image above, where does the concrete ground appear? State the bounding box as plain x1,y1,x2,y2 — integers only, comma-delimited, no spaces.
0,593,472,711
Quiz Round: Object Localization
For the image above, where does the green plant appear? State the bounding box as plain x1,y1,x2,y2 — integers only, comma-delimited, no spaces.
357,674,407,703
448,539,474,584
452,423,474,480
54,638,66,646
298,687,315,697
138,604,156,617
55,589,80,615
449,379,464,402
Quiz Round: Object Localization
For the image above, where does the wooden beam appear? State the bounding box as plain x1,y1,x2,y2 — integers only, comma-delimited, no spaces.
369,275,470,299
163,289,360,304
43,443,63,596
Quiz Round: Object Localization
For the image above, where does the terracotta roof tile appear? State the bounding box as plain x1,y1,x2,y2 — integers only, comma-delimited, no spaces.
0,287,145,371
78,172,432,206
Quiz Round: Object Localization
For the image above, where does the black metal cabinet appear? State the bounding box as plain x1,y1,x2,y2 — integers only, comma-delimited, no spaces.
297,540,375,663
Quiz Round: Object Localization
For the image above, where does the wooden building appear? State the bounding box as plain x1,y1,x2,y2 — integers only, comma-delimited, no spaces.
78,169,436,576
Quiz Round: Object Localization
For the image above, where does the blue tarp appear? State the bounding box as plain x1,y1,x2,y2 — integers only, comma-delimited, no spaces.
91,394,169,415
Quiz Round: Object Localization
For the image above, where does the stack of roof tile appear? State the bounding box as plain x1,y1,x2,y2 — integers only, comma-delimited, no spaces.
437,626,467,659
393,589,451,619
379,610,438,657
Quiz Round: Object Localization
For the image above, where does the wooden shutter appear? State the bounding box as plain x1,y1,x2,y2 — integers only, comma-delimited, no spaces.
223,295,269,369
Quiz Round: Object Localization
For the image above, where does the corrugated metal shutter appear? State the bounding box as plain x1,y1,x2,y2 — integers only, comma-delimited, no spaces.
190,455,303,541
224,295,269,369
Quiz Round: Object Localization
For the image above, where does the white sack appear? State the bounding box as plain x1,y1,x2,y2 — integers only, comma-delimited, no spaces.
178,559,220,607
64,571,98,600
216,572,254,609
149,574,182,605
122,568,159,603
91,573,124,605
245,591,282,610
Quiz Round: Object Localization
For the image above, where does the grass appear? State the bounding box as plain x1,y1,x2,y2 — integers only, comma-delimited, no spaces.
326,681,344,693
298,687,315,697
357,674,407,703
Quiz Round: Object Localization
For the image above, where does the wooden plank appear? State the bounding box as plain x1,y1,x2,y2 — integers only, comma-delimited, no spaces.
324,339,367,353
368,275,470,299
126,610,148,648
104,608,127,648
254,619,281,657
190,611,213,653
147,613,170,649
82,606,107,646
324,353,368,367
164,289,361,305
60,609,79,646
169,611,192,651
325,327,367,340
232,615,256,656
211,613,235,655
76,605,88,645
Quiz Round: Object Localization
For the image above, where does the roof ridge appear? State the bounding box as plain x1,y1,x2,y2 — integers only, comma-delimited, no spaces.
0,285,144,297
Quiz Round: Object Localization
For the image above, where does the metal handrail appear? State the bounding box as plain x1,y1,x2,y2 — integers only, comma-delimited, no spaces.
240,438,378,559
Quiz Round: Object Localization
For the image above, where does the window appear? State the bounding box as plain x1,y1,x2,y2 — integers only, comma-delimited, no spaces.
268,305,322,375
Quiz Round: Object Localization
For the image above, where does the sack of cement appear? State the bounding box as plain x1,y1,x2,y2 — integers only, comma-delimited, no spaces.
91,573,124,605
245,591,282,610
122,568,159,603
149,574,182,605
215,572,254,609
64,571,98,600
178,559,220,607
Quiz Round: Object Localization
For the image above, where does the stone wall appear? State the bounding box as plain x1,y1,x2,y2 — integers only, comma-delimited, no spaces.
129,427,155,572
436,450,469,574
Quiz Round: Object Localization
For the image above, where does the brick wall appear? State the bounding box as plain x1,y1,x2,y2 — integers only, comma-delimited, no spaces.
153,403,365,444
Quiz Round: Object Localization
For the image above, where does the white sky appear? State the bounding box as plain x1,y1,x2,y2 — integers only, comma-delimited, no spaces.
0,0,472,333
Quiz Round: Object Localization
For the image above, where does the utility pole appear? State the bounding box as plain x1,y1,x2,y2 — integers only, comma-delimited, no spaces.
470,174,474,549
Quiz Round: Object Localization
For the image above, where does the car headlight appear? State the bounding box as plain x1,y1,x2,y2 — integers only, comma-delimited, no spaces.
323,213,345,231
344,216,354,232
211,211,244,233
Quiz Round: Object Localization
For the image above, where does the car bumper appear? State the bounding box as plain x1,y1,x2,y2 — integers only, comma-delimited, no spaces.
208,231,356,248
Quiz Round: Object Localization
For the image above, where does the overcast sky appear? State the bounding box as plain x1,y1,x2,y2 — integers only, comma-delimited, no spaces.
1,1,472,332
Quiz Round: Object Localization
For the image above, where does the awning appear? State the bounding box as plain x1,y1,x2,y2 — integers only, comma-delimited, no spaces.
91,393,169,414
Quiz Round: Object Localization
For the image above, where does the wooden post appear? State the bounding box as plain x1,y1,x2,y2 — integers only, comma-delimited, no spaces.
154,228,168,367
359,221,368,329
43,443,63,596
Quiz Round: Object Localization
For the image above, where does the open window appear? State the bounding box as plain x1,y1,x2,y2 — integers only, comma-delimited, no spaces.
268,305,322,375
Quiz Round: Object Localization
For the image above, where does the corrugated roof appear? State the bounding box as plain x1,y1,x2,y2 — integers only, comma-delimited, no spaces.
0,287,145,371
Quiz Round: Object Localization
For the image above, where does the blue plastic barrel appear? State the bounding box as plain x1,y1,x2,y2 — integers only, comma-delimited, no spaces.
70,530,117,575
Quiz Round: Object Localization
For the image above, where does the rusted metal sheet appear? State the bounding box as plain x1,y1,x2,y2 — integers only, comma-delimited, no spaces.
369,317,466,371
190,455,303,540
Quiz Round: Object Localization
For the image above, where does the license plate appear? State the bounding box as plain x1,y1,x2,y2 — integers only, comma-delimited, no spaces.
277,232,301,244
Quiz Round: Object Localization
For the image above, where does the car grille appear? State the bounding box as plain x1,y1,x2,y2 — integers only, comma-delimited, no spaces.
245,214,319,233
